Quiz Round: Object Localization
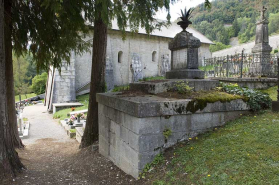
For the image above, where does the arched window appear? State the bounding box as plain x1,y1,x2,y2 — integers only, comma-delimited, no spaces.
118,51,123,63
152,51,157,62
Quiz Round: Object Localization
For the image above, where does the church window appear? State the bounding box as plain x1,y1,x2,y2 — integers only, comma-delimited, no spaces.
118,51,123,63
152,51,157,62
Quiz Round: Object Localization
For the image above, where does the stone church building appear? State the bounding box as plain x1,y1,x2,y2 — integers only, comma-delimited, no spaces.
45,21,213,111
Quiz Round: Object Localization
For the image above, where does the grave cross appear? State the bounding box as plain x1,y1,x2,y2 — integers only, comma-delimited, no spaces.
260,6,267,21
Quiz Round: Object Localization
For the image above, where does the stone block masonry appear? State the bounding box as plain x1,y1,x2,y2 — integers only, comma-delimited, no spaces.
97,93,250,178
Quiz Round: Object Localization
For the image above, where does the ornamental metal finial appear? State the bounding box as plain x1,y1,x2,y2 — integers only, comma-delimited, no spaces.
177,7,194,31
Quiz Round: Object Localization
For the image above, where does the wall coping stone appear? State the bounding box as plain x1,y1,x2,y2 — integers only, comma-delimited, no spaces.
96,92,249,118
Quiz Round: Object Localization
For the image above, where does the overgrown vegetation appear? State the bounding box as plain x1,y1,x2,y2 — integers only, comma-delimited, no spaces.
220,83,272,111
163,129,172,140
140,153,164,179
144,110,279,184
139,76,165,82
112,85,130,92
31,72,48,95
192,0,279,46
172,81,193,94
260,86,277,101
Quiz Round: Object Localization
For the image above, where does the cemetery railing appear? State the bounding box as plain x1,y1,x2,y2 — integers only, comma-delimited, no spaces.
202,53,278,78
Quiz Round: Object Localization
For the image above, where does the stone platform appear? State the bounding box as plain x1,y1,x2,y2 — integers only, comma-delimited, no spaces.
130,79,219,94
97,92,250,178
213,77,277,89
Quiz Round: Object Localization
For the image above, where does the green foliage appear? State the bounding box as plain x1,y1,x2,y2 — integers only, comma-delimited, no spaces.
173,81,193,94
69,129,76,133
163,128,172,139
260,86,277,101
148,110,279,184
192,0,279,45
220,82,272,111
139,76,166,82
31,72,48,95
13,53,32,96
140,153,164,179
112,85,130,92
14,93,36,102
209,42,231,52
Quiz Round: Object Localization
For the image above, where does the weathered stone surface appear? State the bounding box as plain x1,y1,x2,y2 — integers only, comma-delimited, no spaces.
98,92,250,178
130,79,219,94
214,77,277,90
166,69,205,79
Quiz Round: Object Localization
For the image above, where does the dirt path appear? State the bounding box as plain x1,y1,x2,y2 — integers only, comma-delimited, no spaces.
2,104,148,185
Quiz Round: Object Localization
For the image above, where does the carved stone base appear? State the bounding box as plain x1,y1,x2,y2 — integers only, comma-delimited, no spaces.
166,69,205,79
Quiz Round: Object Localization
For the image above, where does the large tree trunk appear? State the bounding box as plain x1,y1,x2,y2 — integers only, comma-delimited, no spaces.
4,0,24,148
0,0,25,180
80,8,107,148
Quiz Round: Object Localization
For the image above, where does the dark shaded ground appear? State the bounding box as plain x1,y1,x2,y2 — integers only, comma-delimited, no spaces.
1,139,151,185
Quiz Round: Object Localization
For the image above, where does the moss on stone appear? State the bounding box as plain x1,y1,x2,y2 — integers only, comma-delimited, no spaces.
186,91,244,113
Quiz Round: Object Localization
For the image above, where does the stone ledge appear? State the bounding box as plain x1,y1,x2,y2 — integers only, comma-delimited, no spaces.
96,93,249,118
130,79,219,94
213,77,277,82
166,69,205,79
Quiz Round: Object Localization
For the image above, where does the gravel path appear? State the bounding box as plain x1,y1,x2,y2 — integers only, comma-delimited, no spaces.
21,103,74,145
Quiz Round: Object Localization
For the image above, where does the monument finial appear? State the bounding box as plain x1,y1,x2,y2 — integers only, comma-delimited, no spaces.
260,6,267,21
177,7,193,32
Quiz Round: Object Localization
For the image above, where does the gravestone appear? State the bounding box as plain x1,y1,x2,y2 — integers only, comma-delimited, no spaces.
105,56,114,91
252,6,272,76
166,30,204,79
131,53,143,82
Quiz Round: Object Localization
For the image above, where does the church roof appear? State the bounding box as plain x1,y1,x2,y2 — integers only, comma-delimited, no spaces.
110,20,214,45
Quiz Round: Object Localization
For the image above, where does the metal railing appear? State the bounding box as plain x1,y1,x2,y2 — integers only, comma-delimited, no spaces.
202,51,278,78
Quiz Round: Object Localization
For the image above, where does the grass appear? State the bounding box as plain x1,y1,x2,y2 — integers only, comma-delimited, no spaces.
15,93,37,102
260,86,277,101
53,94,89,120
139,76,166,82
147,110,279,185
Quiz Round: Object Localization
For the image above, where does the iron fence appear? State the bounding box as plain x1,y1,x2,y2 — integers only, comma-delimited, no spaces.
202,52,279,78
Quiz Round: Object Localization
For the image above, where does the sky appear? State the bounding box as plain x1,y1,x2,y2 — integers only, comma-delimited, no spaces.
155,0,211,21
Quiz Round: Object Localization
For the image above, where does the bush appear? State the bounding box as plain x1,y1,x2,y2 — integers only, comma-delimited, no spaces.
220,82,272,111
31,72,48,95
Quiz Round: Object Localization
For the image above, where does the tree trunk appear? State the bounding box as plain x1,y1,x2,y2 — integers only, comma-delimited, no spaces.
4,0,24,148
80,8,107,148
0,0,25,180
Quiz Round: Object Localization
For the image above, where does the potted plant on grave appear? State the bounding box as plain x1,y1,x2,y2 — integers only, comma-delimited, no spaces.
75,113,84,123
177,7,194,31
68,118,74,125
71,107,76,111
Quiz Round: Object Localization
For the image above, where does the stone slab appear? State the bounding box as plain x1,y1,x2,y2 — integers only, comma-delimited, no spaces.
130,79,219,94
213,77,277,90
96,92,249,118
52,102,83,113
166,69,205,79
69,109,88,116
76,127,84,143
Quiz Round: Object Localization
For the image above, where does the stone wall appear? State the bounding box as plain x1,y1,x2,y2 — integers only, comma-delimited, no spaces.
97,92,250,178
51,52,76,105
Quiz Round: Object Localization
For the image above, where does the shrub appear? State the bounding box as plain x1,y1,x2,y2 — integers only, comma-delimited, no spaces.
219,82,272,111
31,72,48,95
173,81,193,94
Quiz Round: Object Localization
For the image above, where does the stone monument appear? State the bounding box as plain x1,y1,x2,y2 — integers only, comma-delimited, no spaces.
252,6,272,76
166,8,204,79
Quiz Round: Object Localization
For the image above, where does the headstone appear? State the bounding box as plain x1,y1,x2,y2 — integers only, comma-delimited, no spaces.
166,30,204,79
131,53,143,82
252,6,272,76
105,56,114,91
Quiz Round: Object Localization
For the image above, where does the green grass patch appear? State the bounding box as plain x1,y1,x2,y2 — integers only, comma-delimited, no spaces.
69,129,76,133
147,110,279,184
260,86,277,101
139,76,166,82
15,93,37,102
53,94,89,120
112,85,130,92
